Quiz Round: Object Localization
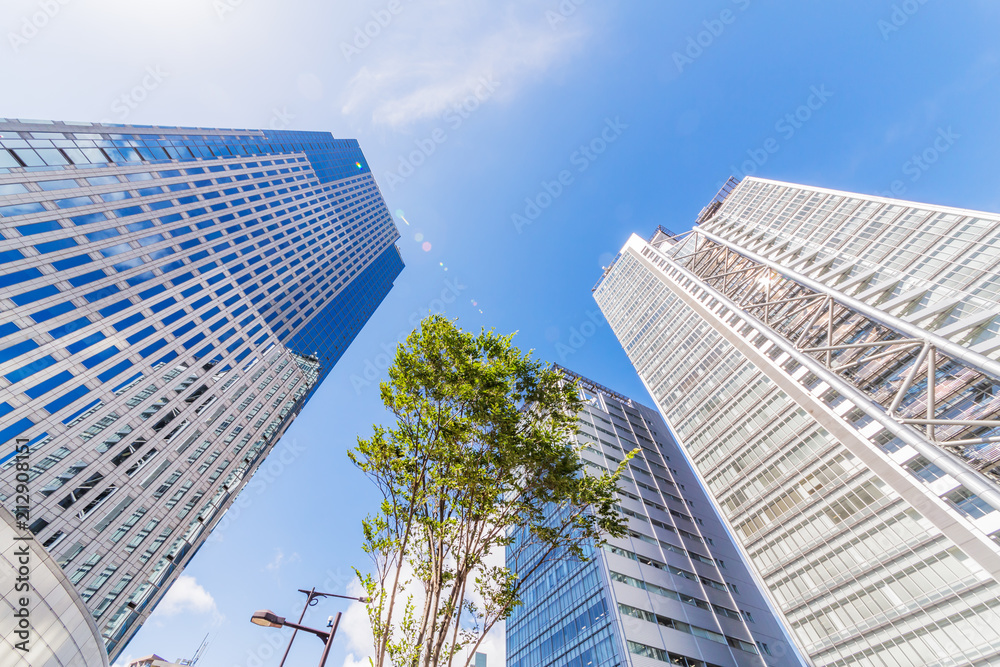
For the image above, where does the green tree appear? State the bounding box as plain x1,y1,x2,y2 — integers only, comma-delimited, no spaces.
350,315,633,667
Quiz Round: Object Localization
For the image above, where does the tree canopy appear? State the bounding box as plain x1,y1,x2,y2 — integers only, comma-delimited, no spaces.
350,315,632,667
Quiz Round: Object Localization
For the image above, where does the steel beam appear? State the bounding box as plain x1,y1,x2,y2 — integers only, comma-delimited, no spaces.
638,234,1000,510
696,227,1000,383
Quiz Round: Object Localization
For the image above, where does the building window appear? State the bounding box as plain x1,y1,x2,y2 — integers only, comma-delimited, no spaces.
947,487,995,519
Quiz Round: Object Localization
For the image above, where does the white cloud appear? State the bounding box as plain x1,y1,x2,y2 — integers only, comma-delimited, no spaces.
340,1,590,128
341,567,392,667
153,575,219,617
264,548,300,571
340,547,508,667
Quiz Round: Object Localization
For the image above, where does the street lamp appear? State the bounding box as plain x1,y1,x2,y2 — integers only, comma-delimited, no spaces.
250,588,370,667
250,610,286,628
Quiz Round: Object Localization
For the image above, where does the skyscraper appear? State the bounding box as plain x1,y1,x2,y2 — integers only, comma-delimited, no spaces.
0,119,403,663
506,367,800,667
594,176,1000,666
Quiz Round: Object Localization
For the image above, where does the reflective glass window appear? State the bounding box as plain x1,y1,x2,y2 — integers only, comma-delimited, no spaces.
48,317,90,339
113,257,144,272
11,149,45,166
36,149,69,165
80,148,109,163
86,176,120,186
127,327,155,345
113,205,143,218
84,230,120,245
38,179,78,191
84,285,120,302
68,270,107,287
125,220,155,233
0,150,19,167
150,297,176,313
70,212,108,226
113,314,143,332
35,238,77,253
160,311,184,327
0,184,30,196
98,359,133,383
6,355,58,383
12,285,60,306
26,370,73,399
126,271,155,286
30,301,75,323
0,267,42,287
67,332,106,354
55,196,95,209
99,300,131,317
101,243,133,257
138,284,165,300
44,384,90,414
138,234,165,246
82,345,119,368
1,202,46,217
0,341,41,365
149,247,175,260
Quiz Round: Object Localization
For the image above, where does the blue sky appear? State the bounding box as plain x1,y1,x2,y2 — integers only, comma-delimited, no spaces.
3,0,1000,664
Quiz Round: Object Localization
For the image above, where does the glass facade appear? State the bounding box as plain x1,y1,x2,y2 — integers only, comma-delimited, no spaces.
506,368,798,667
0,119,403,661
594,177,1000,666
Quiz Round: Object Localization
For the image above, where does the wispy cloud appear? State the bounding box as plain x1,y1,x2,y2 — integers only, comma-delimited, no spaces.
264,548,300,571
341,1,590,128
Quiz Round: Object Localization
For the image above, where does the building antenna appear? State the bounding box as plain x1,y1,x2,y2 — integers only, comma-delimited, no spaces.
178,634,210,666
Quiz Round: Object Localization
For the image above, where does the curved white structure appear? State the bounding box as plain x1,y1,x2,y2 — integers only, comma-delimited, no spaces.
1,505,110,666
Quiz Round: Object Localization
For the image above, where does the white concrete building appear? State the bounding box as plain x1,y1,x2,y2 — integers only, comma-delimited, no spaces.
595,177,1000,666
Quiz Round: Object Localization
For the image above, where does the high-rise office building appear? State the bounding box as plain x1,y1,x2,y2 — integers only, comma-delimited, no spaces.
506,367,800,667
594,176,1000,666
0,119,403,663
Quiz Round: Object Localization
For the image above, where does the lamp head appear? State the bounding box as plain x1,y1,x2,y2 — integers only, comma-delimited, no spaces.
250,610,285,628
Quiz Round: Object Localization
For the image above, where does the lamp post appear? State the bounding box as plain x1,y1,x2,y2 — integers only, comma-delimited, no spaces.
250,589,369,667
